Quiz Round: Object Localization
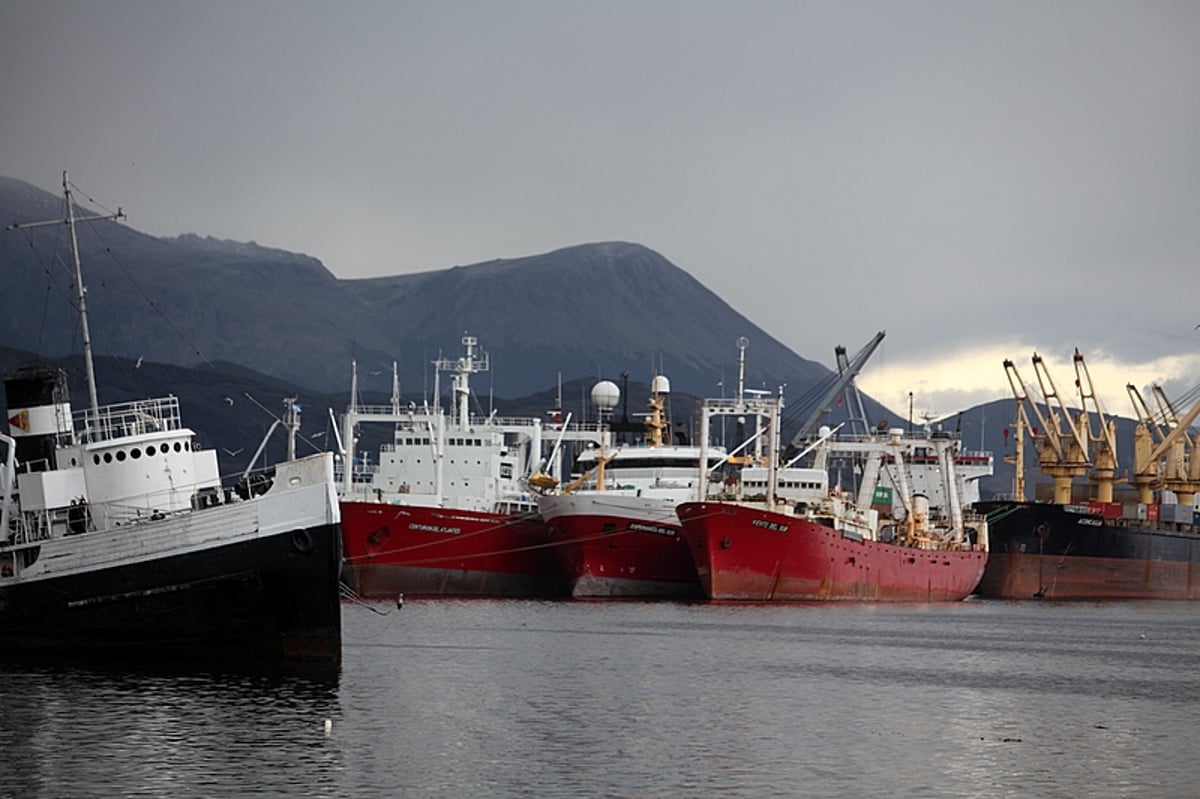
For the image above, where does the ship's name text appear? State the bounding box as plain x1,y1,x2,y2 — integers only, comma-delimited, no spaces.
409,523,462,535
629,522,676,537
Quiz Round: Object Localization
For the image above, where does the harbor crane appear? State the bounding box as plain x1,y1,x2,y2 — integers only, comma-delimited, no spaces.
1003,354,1090,504
1073,350,1119,502
1126,383,1200,505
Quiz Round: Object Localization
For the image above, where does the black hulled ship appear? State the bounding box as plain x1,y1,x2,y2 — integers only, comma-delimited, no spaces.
1,173,342,664
976,352,1200,599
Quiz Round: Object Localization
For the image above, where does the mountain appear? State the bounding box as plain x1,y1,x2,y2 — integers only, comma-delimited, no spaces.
0,176,832,404
0,176,398,396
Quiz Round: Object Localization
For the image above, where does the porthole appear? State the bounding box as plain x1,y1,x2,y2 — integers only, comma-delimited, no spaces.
116,451,126,462
104,452,113,464
131,448,141,459
93,454,101,465
174,442,182,452
146,445,156,456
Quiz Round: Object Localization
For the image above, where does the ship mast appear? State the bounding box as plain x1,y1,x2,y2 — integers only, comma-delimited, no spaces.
7,171,125,438
434,334,488,429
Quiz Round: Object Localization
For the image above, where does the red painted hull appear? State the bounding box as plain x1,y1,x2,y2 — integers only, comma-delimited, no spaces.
676,502,987,601
539,495,702,599
340,501,567,597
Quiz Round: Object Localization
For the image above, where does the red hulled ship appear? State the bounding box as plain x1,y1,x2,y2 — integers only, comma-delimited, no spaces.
676,381,988,602
536,363,728,598
338,335,598,598
340,501,561,597
678,498,987,601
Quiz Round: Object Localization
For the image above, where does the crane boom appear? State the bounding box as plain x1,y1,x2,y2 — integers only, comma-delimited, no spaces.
1127,383,1166,502
1004,354,1090,503
1144,392,1200,506
1073,350,1118,501
790,330,885,446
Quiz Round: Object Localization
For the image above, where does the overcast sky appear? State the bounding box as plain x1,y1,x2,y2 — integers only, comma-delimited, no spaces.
3,0,1198,419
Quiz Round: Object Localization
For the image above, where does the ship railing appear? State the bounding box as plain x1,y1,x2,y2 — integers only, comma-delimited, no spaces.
75,396,184,443
104,501,187,527
346,405,609,435
824,431,963,444
485,416,540,429
2,505,60,547
816,431,992,458
333,463,378,485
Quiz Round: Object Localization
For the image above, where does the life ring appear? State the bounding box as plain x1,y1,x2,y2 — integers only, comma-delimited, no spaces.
291,528,315,554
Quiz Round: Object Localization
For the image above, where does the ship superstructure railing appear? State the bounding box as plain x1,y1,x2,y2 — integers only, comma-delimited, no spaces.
73,396,184,443
347,403,610,437
818,431,991,461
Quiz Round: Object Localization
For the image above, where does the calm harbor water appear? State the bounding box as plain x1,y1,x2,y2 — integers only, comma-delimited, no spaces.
2,598,1198,798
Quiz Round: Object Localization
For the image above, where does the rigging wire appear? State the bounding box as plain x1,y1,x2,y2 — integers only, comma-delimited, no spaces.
77,212,216,369
11,177,218,385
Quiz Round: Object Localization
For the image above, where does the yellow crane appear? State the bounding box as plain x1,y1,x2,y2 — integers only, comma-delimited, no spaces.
1127,383,1200,505
1073,350,1120,502
1127,383,1169,502
1003,403,1028,501
1003,354,1090,504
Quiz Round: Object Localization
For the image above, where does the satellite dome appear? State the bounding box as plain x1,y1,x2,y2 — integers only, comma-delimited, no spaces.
650,375,671,394
591,380,620,411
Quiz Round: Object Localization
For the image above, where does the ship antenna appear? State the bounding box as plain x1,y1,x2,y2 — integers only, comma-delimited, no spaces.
7,171,125,438
736,336,749,406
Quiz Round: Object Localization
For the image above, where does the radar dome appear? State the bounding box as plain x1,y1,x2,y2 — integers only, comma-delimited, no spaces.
591,380,620,411
650,375,671,394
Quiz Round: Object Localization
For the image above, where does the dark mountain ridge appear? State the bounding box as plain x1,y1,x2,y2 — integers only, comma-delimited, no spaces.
1,175,828,402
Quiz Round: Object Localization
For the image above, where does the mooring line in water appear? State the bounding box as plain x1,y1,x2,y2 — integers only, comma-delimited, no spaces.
340,581,394,616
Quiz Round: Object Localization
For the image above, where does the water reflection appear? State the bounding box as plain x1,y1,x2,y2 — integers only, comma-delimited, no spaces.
2,599,1198,797
0,660,342,798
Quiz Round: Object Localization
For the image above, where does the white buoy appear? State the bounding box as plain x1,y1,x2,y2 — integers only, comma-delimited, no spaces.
324,719,333,736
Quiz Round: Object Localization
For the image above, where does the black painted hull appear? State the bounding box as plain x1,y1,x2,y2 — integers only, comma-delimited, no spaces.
974,501,1200,599
0,523,343,664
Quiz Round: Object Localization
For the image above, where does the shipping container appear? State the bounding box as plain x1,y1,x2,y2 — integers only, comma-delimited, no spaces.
1123,503,1148,520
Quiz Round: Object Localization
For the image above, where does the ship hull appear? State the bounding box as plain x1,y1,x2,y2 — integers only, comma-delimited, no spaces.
0,521,342,664
539,494,702,599
974,501,1200,599
676,502,987,601
340,502,567,598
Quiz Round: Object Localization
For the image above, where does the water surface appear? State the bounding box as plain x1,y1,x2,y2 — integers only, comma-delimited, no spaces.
2,598,1197,797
